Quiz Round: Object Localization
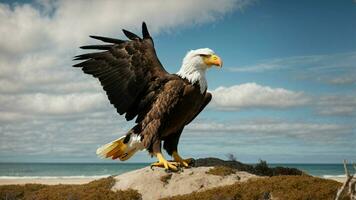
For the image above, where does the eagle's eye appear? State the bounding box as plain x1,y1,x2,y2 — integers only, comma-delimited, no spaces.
199,54,211,58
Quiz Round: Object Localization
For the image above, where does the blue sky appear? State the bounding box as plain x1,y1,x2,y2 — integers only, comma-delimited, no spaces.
0,0,355,163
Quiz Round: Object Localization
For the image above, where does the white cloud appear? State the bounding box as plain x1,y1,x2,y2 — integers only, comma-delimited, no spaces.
208,83,356,117
186,120,352,141
0,0,248,56
227,52,356,87
228,52,356,73
209,82,309,110
0,112,26,122
315,95,356,116
20,93,106,114
0,92,107,119
0,111,132,158
324,75,356,85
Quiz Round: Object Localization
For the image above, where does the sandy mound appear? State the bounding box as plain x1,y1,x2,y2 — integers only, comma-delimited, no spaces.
112,166,258,200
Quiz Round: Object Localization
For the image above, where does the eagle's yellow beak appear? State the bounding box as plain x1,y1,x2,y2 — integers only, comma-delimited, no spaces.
203,54,223,68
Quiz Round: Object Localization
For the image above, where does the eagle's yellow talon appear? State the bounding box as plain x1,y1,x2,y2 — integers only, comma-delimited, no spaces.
151,153,178,171
172,151,193,168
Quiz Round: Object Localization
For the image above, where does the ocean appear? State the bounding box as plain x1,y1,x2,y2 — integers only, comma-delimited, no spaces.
0,163,347,179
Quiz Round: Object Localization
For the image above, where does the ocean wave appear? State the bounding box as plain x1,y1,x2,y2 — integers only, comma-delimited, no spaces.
322,174,346,178
0,175,111,179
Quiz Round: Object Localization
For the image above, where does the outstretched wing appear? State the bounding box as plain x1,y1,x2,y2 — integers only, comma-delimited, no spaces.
73,22,170,120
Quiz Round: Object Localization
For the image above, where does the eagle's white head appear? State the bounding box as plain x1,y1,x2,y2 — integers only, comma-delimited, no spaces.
176,48,222,93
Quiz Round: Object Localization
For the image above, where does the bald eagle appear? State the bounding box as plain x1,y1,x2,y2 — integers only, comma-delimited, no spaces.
73,22,222,171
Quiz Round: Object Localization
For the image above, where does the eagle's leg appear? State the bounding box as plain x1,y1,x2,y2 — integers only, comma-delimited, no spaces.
172,151,194,168
150,140,179,171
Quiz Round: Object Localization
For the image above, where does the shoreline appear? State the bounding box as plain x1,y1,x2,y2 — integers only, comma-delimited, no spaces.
0,177,101,185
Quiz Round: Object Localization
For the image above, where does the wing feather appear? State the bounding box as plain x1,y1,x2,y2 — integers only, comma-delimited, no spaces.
123,29,141,40
89,35,125,44
73,22,169,119
80,45,113,50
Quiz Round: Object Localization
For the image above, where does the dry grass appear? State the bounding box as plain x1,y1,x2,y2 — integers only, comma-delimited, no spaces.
0,177,141,200
206,166,238,177
161,175,347,200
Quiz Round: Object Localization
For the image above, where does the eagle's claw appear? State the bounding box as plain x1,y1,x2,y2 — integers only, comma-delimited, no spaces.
172,152,194,168
151,153,180,171
151,160,179,171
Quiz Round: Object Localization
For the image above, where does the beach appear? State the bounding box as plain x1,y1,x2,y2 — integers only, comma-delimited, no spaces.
323,176,346,183
0,177,97,185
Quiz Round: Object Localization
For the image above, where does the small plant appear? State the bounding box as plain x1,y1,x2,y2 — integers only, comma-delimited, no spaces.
206,166,237,177
226,153,237,161
254,159,273,176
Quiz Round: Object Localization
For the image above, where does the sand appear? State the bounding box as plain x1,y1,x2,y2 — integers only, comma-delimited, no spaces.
325,177,346,183
0,177,97,185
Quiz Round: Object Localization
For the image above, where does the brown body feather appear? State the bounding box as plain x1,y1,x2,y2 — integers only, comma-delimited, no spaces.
74,22,211,157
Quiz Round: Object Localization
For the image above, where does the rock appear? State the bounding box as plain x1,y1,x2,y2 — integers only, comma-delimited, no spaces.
111,157,306,199
112,166,258,200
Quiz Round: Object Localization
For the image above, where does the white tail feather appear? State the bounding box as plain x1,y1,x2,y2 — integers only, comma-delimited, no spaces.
96,135,143,161
96,136,125,158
